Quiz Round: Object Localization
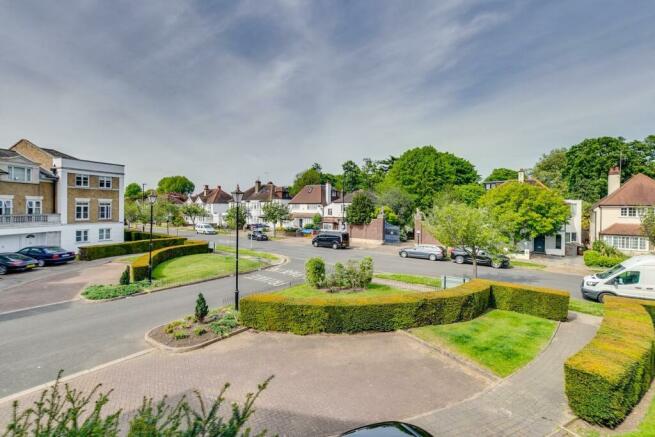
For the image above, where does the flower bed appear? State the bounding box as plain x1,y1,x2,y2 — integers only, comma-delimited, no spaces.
148,307,241,349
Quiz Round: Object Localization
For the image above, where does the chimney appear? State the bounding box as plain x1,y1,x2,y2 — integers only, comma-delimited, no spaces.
255,179,261,193
325,182,332,204
216,185,221,191
608,166,621,195
203,185,209,195
518,169,525,183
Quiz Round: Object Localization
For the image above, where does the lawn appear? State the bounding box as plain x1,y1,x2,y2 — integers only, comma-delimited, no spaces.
410,309,557,377
276,282,411,299
214,245,279,260
374,273,441,288
115,253,145,263
153,253,261,283
569,298,604,316
510,260,546,270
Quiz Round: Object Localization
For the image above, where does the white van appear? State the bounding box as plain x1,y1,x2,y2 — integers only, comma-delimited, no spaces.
194,223,217,235
581,255,655,302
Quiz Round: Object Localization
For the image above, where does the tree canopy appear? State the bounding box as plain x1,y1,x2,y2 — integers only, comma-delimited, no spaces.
531,148,567,192
346,192,376,225
376,186,414,227
479,182,570,243
261,202,290,236
180,203,208,226
225,205,247,229
124,183,143,199
485,168,518,182
157,176,195,195
384,146,479,212
289,168,322,196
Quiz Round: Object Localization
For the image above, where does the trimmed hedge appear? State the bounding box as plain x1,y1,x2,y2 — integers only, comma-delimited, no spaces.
565,297,655,427
79,236,186,261
583,250,628,268
131,240,210,281
239,279,570,335
124,230,171,242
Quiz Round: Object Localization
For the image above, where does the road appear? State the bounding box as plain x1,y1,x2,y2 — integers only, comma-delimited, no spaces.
0,231,585,397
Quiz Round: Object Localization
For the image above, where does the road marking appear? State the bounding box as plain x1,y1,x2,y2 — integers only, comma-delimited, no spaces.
243,274,288,287
266,266,304,278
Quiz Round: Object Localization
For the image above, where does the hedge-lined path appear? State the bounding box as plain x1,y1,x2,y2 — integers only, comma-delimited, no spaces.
408,311,601,436
371,277,440,291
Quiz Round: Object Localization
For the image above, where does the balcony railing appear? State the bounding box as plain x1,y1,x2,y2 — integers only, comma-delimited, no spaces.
0,214,61,227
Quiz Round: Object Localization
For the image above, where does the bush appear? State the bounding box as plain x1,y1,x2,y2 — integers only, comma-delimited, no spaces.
324,257,374,291
119,266,130,285
79,236,186,261
489,281,569,321
592,240,625,257
82,281,148,300
195,293,209,323
131,240,209,281
565,297,655,427
584,250,628,268
305,257,326,287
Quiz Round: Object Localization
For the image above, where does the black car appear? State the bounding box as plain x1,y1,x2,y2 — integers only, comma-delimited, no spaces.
16,246,76,266
312,232,350,249
450,247,510,269
340,421,433,437
247,231,269,241
0,253,39,275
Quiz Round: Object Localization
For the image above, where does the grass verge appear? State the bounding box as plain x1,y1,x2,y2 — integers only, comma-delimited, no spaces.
510,260,546,270
214,245,279,260
276,282,411,299
569,298,604,317
410,309,557,377
374,273,441,288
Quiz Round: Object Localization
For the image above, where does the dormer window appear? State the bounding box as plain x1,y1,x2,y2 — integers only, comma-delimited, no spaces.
8,166,32,182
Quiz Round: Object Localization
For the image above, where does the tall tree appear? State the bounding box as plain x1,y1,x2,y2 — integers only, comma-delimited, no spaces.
180,203,209,227
376,186,414,227
124,182,143,200
360,158,387,190
225,205,248,229
345,192,376,225
479,182,570,244
484,168,518,182
341,160,364,192
384,146,479,211
532,148,568,192
261,202,290,237
434,183,486,207
289,168,322,196
157,176,195,195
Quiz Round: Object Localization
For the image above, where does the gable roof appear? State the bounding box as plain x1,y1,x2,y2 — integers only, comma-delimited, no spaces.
596,173,655,207
41,148,77,159
242,181,291,202
600,223,644,236
191,185,232,204
289,184,328,205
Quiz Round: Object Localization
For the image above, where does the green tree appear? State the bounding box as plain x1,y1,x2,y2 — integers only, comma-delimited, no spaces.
346,192,376,225
360,158,388,190
180,203,209,227
485,168,518,182
195,293,209,323
225,205,247,229
125,182,143,200
124,200,145,227
427,202,506,277
157,176,195,195
562,136,655,203
374,205,399,225
479,182,570,244
312,213,322,228
376,185,414,227
289,168,322,196
384,146,479,212
532,148,568,192
641,208,655,249
449,183,486,206
342,160,364,192
261,202,290,237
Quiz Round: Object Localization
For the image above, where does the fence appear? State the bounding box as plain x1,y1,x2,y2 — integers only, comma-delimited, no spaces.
440,275,470,289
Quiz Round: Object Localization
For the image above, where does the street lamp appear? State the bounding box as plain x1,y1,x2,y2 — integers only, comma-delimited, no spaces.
231,185,244,311
146,192,158,283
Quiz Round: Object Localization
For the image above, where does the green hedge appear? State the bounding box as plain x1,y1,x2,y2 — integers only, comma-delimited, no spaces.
124,230,171,242
565,297,655,427
131,240,210,281
79,236,186,261
240,279,570,335
583,250,628,268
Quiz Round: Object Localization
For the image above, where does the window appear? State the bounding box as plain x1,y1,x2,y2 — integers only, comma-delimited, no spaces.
327,208,333,216
75,174,89,187
98,202,112,220
75,201,89,220
26,200,42,215
75,230,89,243
8,166,32,182
566,232,578,243
99,228,111,241
0,200,12,215
555,234,562,249
615,271,640,285
98,176,112,189
621,207,637,217
603,235,648,251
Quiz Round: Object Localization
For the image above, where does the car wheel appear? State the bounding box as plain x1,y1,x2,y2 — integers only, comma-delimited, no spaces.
455,255,464,264
400,251,408,258
429,254,437,261
597,292,614,303
37,260,45,267
491,260,501,269
313,241,319,247
332,242,339,249
0,265,6,275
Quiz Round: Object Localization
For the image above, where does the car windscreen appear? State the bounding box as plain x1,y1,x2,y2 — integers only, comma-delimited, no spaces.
596,263,625,279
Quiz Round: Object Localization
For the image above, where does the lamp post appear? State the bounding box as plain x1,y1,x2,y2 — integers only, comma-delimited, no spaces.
146,192,158,283
167,212,172,235
231,185,244,310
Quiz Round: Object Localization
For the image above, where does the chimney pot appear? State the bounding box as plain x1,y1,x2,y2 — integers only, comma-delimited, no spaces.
255,180,261,193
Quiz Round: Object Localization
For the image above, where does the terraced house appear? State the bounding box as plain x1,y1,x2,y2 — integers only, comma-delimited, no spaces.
0,139,125,252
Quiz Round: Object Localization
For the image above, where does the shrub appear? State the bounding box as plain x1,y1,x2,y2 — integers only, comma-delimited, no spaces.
565,297,655,427
165,320,184,334
193,327,207,337
119,266,131,285
324,258,375,291
79,236,186,261
172,330,189,340
591,240,625,257
489,281,569,321
82,282,148,300
360,256,374,285
305,257,326,287
583,250,628,268
131,240,209,282
195,293,209,323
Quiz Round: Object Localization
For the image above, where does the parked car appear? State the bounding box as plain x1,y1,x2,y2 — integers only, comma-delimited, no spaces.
399,244,446,261
247,230,269,241
340,421,432,436
582,255,655,302
16,246,76,266
450,247,510,269
312,232,350,249
195,223,217,235
0,253,39,275
248,224,270,231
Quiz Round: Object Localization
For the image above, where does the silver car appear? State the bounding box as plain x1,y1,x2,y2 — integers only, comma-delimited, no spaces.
399,244,446,261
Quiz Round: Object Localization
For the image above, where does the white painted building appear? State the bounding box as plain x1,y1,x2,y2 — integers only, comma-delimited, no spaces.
187,185,232,226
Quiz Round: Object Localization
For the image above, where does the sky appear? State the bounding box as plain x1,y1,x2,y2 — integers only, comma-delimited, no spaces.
1,0,654,192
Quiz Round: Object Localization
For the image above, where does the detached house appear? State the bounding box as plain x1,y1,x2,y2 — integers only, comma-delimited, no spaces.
232,180,291,228
0,139,125,252
288,183,340,229
590,167,655,254
188,185,232,226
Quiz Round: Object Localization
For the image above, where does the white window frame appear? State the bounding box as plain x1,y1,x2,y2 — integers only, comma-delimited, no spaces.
98,200,112,220
0,199,12,215
603,234,648,251
75,200,90,221
26,199,42,215
75,174,90,188
75,229,89,243
620,207,637,217
8,166,32,182
99,228,111,241
98,176,112,189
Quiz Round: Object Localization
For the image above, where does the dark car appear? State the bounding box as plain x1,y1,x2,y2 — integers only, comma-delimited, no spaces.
312,232,350,249
0,253,39,275
399,244,446,261
247,230,269,241
450,247,510,269
16,246,76,266
340,421,433,437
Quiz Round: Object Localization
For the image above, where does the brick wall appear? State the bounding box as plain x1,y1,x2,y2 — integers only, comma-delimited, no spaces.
0,180,55,214
10,139,54,170
348,217,385,241
67,173,120,223
414,217,440,245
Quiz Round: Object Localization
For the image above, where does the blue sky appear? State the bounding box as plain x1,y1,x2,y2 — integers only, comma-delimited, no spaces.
1,0,654,190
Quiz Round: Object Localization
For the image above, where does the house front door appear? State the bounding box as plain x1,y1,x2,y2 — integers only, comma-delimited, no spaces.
534,235,546,253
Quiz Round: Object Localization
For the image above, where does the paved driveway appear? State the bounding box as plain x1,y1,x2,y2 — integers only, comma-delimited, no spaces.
0,332,490,436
